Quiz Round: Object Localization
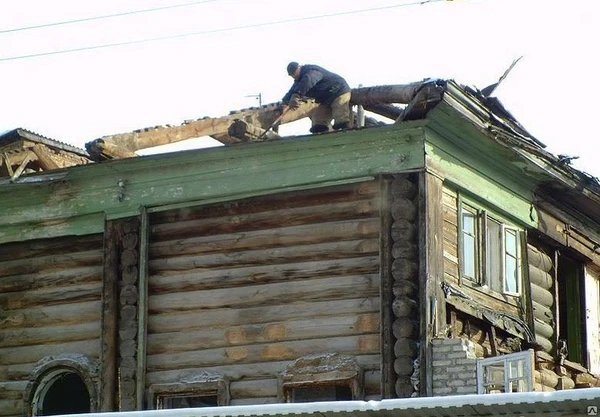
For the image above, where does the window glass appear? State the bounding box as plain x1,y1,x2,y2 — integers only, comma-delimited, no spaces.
504,228,519,293
292,385,353,402
159,395,218,409
477,350,533,394
462,210,477,280
486,218,502,292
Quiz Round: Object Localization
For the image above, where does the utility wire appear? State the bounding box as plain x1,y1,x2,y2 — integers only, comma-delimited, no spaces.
0,0,223,34
0,0,445,62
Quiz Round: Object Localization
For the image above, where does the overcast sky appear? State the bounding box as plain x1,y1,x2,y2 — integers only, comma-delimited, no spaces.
1,0,598,178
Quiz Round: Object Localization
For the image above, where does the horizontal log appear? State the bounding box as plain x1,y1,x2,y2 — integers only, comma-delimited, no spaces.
575,372,600,387
390,219,417,242
394,338,418,357
150,218,379,258
0,282,102,311
394,355,415,376
0,266,102,293
147,335,380,371
0,381,27,400
147,313,379,355
145,354,381,386
0,339,100,366
528,264,553,290
390,198,417,221
0,249,102,278
530,283,554,308
148,297,380,333
0,300,102,329
0,321,101,348
533,318,554,339
149,274,379,313
534,368,559,388
390,177,417,199
229,378,278,399
363,104,402,120
0,399,21,417
532,300,554,323
392,318,418,339
230,398,277,406
149,256,379,294
527,244,553,272
149,239,379,273
228,120,281,142
535,334,553,353
350,83,424,106
392,296,418,318
150,199,379,242
0,234,102,263
534,383,555,392
0,363,36,380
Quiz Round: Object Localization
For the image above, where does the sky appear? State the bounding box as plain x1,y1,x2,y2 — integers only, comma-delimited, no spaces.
1,0,599,178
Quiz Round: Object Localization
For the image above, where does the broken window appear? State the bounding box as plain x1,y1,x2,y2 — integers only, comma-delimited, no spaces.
148,374,229,410
459,201,523,296
476,350,534,394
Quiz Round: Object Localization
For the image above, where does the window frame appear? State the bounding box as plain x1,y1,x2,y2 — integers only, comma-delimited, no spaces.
458,197,524,298
476,350,534,394
147,376,229,410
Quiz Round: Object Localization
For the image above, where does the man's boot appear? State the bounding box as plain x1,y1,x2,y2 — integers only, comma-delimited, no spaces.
332,121,349,130
310,124,329,133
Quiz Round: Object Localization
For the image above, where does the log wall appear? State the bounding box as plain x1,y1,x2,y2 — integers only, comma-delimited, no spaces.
145,182,383,405
0,234,104,416
527,244,555,354
388,175,420,397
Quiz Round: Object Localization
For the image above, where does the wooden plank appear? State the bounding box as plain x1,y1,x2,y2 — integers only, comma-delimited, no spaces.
0,234,103,262
149,274,380,313
148,298,380,333
137,208,150,410
146,334,380,371
147,314,380,355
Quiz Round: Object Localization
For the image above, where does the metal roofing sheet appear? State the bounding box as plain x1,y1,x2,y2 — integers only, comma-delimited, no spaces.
56,388,600,417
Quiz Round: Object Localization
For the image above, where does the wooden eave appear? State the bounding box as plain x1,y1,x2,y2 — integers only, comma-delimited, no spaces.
0,124,427,244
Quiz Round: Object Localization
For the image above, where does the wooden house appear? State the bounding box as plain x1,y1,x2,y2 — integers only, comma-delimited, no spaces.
0,79,599,416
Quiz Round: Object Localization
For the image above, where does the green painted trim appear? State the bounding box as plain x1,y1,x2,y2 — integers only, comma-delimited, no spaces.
0,126,426,244
0,212,105,244
424,131,537,228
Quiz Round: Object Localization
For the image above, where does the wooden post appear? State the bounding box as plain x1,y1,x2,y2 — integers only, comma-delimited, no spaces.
418,170,446,396
100,220,120,411
136,208,149,410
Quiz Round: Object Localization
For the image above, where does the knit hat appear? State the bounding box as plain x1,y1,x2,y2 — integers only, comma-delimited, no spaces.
287,61,300,75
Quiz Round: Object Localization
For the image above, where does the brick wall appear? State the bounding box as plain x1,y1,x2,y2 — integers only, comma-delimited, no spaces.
431,338,478,396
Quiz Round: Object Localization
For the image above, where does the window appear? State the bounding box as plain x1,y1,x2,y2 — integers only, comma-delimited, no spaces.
476,350,534,394
148,375,229,410
459,201,523,295
279,353,363,402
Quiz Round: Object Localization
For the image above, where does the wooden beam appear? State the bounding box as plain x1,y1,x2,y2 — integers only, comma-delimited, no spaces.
31,144,60,170
228,120,281,142
86,82,435,160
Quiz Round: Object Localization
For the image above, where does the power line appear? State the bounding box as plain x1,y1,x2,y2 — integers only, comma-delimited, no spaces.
0,0,445,63
0,0,223,34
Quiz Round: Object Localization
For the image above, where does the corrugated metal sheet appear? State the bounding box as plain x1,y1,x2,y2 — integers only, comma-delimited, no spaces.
58,388,600,417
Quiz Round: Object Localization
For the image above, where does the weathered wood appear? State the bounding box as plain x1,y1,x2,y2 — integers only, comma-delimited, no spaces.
228,120,281,142
150,199,379,242
0,283,102,310
146,334,380,371
150,218,379,258
0,339,99,366
530,282,554,307
0,250,103,278
147,314,379,355
363,104,402,120
529,264,554,290
0,266,102,294
527,244,553,272
85,82,430,159
149,274,379,313
534,368,559,388
149,239,379,272
150,256,379,294
0,301,101,330
148,298,379,333
0,321,101,348
532,300,554,323
30,143,60,170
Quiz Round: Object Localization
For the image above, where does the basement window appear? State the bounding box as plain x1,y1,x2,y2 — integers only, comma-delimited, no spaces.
148,375,229,410
279,353,363,402
476,350,534,394
459,200,523,296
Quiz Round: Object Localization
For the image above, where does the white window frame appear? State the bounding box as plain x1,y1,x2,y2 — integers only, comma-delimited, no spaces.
476,350,534,394
459,199,523,296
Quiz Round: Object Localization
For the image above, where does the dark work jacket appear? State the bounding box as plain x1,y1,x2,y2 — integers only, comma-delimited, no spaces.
282,64,351,105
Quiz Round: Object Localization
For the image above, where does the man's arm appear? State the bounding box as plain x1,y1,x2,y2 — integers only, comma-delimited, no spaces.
294,69,323,96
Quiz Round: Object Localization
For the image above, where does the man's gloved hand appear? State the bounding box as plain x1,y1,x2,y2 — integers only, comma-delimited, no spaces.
288,94,301,110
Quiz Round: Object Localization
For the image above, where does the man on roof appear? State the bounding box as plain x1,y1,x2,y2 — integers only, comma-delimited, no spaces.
281,62,351,133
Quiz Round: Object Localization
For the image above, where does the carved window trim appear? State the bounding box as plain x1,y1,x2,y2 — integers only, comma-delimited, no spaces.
278,353,363,402
147,375,230,410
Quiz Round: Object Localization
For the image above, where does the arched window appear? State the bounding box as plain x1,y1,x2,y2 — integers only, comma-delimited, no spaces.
25,355,98,416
